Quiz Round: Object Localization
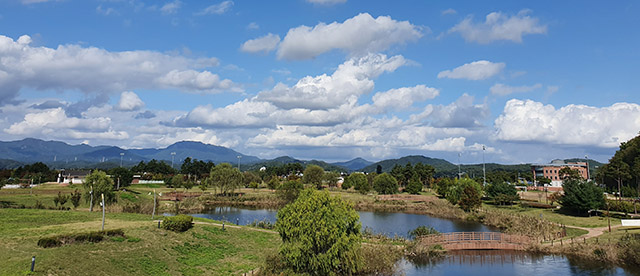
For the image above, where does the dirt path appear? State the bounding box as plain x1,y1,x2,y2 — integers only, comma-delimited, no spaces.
572,224,624,239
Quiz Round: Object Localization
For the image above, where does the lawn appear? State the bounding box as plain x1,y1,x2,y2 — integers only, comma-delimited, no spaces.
0,208,279,276
483,203,621,228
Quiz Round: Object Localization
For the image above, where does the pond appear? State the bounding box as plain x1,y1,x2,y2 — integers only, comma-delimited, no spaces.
186,206,640,276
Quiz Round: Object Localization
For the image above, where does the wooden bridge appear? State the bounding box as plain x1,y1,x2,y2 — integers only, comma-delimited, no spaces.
419,232,530,251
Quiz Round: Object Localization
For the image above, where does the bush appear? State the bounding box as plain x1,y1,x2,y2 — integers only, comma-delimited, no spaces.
373,173,398,195
486,182,519,205
560,179,605,215
607,199,635,213
162,215,194,232
37,237,61,248
405,176,423,195
408,225,439,239
70,189,82,208
248,219,275,230
275,189,362,275
103,229,125,237
276,180,303,203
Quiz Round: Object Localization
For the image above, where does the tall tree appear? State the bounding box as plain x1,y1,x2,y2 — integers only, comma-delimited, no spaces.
559,167,581,181
302,165,324,189
605,158,631,199
83,170,116,210
275,190,362,275
373,173,398,195
107,167,133,189
559,179,605,215
206,163,243,195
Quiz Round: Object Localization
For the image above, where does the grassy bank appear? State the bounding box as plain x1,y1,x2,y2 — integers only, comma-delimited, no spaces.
0,208,279,275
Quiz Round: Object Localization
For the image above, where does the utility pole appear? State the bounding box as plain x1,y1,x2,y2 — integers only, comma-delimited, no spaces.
171,152,176,169
585,155,590,181
101,193,105,231
237,155,242,171
152,189,156,220
458,153,462,179
120,152,124,167
482,145,486,186
89,186,93,212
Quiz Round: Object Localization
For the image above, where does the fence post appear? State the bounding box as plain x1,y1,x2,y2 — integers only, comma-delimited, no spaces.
30,256,35,272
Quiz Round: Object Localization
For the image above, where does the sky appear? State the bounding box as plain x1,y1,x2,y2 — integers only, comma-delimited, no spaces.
0,0,639,164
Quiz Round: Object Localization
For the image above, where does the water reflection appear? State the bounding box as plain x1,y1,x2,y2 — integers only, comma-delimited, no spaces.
400,250,637,276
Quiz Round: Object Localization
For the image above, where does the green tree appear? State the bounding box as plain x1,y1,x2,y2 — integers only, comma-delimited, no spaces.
107,167,133,189
459,184,482,212
559,167,581,181
435,178,454,197
605,158,631,199
243,171,261,187
275,189,362,275
303,165,325,189
486,182,519,205
170,174,185,189
324,171,341,188
405,174,423,195
348,173,369,194
537,177,552,186
267,176,280,190
83,170,116,210
373,173,398,195
206,163,243,195
276,180,304,203
53,192,69,208
559,179,605,214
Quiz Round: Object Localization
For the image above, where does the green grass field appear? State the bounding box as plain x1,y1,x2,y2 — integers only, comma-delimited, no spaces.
482,203,620,228
0,208,279,275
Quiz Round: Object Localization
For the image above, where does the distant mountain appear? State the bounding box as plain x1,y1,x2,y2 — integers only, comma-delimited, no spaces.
245,156,347,172
128,141,260,165
361,155,456,173
0,138,260,169
332,157,373,171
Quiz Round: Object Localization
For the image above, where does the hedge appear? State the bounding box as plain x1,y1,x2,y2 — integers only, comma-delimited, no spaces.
162,215,193,232
37,229,125,248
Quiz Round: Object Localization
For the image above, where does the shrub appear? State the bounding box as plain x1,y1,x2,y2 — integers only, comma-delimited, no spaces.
408,225,439,239
373,173,398,195
37,237,61,248
275,189,362,275
486,182,519,205
248,219,275,230
276,180,303,203
405,176,423,195
560,179,604,215
34,200,45,209
103,229,125,237
70,189,82,208
607,199,634,213
162,215,194,232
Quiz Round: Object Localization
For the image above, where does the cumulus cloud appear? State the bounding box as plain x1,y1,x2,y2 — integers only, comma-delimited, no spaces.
160,0,181,15
449,9,547,44
4,108,116,136
246,22,260,30
490,83,541,96
256,53,406,110
306,0,347,5
116,91,145,111
410,94,489,128
277,13,423,60
437,60,505,80
196,1,233,15
494,99,640,148
372,85,439,111
0,34,240,104
442,8,457,15
240,33,280,53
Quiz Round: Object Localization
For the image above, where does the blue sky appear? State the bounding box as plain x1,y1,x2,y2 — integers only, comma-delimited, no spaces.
0,0,639,164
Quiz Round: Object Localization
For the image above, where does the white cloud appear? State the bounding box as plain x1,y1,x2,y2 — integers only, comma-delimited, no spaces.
116,91,144,111
442,8,457,15
256,53,406,110
240,33,281,54
196,1,233,15
174,100,277,128
21,0,54,4
246,22,259,30
490,83,541,96
160,0,181,15
306,0,347,5
494,99,640,148
437,60,505,80
410,94,489,128
449,9,547,44
0,34,240,104
4,107,117,135
372,85,439,111
277,13,423,60
96,5,119,16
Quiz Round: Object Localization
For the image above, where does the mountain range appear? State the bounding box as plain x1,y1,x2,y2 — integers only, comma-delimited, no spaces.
0,138,604,174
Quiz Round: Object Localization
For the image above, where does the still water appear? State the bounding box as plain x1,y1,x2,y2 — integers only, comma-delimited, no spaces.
189,206,639,276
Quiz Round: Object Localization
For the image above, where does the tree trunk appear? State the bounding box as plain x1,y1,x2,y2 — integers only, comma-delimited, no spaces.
618,178,622,201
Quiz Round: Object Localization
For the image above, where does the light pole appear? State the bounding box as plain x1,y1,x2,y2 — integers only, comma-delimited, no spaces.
120,152,124,167
585,155,590,182
171,152,176,169
458,153,462,179
237,155,242,171
482,145,486,186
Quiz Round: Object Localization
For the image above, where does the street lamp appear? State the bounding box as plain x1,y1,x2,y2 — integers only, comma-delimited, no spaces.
237,155,242,171
482,145,486,186
171,152,176,169
458,153,462,179
120,152,124,167
585,155,590,182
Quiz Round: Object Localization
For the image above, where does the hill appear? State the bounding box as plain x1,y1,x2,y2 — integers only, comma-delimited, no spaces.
361,155,456,174
245,156,347,172
332,158,373,171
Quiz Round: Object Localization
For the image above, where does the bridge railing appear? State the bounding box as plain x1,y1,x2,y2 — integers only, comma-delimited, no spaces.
419,232,529,245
